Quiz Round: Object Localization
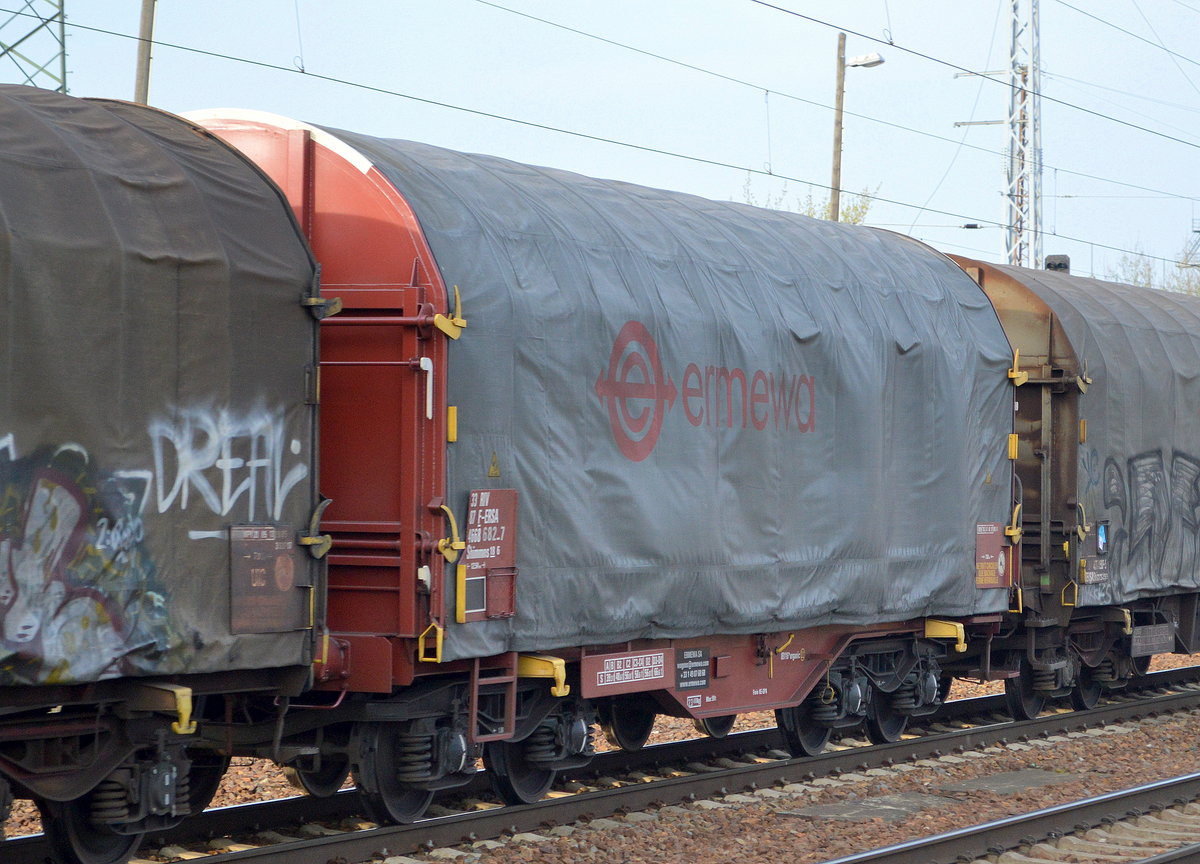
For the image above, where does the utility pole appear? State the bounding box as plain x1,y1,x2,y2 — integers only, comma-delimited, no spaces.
134,0,155,104
829,33,885,222
0,0,68,93
830,33,847,222
1006,0,1043,268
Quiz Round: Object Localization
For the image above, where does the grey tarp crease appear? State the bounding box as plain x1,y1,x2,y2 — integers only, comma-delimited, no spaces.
328,129,1016,662
992,265,1200,607
0,87,319,685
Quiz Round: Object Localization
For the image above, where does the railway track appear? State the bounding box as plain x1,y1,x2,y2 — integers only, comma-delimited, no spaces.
824,773,1200,863
9,667,1200,864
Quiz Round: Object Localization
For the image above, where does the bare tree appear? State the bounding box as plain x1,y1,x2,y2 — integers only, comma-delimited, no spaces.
742,175,874,225
1106,243,1200,295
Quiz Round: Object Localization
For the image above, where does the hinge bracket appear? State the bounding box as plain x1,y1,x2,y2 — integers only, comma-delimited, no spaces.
303,295,343,320
433,285,467,339
1005,502,1023,545
1008,348,1029,387
298,498,333,558
435,503,466,563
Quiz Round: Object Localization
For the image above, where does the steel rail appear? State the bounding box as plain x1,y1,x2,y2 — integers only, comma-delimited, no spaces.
818,773,1200,864
1140,842,1200,863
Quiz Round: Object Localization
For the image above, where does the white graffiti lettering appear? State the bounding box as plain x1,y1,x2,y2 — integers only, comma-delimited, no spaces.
150,409,308,524
95,514,145,562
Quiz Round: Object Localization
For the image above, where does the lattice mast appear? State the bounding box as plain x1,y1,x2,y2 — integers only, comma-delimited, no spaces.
0,1,66,93
1006,0,1042,268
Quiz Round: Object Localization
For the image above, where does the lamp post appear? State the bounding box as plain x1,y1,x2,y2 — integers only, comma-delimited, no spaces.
134,0,156,104
830,33,884,221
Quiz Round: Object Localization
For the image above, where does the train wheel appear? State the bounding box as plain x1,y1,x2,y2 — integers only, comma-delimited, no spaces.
284,756,351,798
285,724,352,797
350,723,434,824
484,739,556,805
775,703,832,757
38,797,143,864
186,750,230,815
597,696,656,751
356,781,433,825
692,714,736,739
1069,665,1101,711
1004,661,1046,721
865,691,908,744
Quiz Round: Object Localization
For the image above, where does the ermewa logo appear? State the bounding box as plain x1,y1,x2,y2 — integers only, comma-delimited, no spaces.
595,320,816,462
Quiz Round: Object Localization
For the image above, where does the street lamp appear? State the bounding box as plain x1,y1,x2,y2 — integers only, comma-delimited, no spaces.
830,32,884,221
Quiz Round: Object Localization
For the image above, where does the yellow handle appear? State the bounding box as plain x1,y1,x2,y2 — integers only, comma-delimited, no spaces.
1076,502,1090,542
1005,503,1023,544
436,504,467,563
433,285,468,339
418,622,444,663
299,498,333,559
1008,348,1029,386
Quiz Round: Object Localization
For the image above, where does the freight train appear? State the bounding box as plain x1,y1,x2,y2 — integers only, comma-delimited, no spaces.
2,85,1198,864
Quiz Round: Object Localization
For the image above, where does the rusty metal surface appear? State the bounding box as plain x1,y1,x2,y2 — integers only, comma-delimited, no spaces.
952,256,1081,623
956,257,1200,616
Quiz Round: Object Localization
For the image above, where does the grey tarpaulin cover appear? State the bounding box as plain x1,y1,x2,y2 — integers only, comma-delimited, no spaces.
993,265,1200,607
0,87,319,686
332,130,1016,661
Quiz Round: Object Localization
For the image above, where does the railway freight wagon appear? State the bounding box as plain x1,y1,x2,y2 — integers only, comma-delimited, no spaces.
0,86,1037,864
947,257,1200,718
189,111,1019,821
0,87,326,863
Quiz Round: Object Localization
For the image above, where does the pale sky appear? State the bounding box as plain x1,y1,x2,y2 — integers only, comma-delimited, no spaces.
4,0,1198,281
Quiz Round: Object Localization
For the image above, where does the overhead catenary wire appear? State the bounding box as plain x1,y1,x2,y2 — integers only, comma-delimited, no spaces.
469,0,1197,204
291,0,306,72
904,0,1005,233
1045,73,1200,141
1044,70,1200,115
1051,0,1200,72
1128,0,1200,100
0,5,1189,269
745,0,1200,150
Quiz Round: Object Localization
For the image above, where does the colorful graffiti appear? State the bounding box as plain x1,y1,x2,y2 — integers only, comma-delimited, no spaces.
0,407,309,684
0,440,174,685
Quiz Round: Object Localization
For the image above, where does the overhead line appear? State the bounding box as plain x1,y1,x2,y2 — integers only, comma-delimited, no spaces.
0,6,1188,268
744,0,1200,150
1045,70,1200,115
1051,0,1200,71
1128,0,1200,100
470,0,1197,204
